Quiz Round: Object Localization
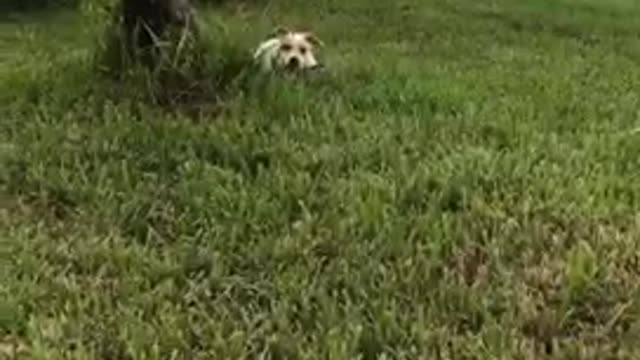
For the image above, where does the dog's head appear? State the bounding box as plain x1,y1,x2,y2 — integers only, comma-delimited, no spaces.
262,27,323,72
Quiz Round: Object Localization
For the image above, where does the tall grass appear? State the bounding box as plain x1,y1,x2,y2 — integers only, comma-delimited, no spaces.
2,0,640,358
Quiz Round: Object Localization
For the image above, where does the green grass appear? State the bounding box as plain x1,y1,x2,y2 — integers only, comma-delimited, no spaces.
2,0,640,358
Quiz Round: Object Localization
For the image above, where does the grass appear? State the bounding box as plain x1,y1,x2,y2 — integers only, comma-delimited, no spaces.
2,0,640,358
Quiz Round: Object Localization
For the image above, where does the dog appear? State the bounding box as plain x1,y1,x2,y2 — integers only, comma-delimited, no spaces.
253,27,324,73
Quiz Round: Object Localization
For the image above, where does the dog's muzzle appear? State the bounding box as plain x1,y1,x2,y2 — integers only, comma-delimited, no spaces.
286,57,300,70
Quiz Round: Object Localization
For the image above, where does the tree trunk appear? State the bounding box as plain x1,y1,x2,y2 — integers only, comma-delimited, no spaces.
120,0,198,66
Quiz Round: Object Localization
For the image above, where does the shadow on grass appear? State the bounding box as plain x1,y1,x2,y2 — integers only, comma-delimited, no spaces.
0,0,78,22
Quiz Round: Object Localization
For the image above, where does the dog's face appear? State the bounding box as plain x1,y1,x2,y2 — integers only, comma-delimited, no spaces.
275,31,321,71
255,27,323,73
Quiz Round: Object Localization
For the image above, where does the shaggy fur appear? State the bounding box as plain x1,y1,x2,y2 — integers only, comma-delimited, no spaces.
253,27,323,73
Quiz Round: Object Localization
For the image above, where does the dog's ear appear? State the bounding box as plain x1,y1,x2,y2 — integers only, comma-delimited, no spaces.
303,32,324,47
269,26,289,38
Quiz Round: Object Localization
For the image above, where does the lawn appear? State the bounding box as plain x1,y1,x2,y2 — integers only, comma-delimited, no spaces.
2,0,640,358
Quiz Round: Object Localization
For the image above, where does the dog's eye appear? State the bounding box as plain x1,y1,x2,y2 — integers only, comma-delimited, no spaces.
300,47,307,55
281,44,292,52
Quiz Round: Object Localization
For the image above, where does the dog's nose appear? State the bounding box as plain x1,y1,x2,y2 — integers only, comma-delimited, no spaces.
287,57,300,69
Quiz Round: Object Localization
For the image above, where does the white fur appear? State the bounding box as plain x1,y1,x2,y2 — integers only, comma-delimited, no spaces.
253,31,321,73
